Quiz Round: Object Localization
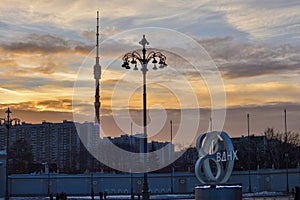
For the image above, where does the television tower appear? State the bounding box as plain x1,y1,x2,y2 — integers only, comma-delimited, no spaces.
94,11,101,131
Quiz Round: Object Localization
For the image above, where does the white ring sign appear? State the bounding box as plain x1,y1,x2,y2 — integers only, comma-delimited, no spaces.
195,131,238,184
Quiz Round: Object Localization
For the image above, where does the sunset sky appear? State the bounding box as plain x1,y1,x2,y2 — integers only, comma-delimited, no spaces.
0,0,299,140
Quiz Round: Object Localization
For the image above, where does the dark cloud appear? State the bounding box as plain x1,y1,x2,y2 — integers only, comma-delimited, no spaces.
74,45,93,55
34,59,77,75
0,102,37,112
0,32,139,58
2,40,68,54
36,99,72,110
220,62,300,79
198,36,234,45
79,27,122,43
197,37,300,79
79,30,95,42
0,77,75,89
0,33,91,55
0,99,72,112
0,57,76,79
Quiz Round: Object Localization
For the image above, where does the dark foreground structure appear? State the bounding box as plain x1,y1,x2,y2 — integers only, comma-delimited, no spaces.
0,169,299,197
195,185,242,200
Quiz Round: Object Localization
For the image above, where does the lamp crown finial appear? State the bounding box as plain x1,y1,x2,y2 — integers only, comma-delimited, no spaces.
139,34,149,48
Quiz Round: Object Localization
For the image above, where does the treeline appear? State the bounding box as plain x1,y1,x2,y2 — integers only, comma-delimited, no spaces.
173,128,300,172
233,128,300,170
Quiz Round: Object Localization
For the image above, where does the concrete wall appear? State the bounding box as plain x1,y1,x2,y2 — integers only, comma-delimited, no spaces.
0,151,6,197
0,162,4,197
2,168,300,197
230,169,300,193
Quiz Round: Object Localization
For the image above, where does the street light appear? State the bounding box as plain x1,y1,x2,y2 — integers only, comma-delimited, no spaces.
121,34,167,200
0,108,21,200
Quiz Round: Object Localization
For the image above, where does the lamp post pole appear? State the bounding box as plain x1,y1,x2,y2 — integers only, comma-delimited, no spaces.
284,109,289,193
142,59,149,200
4,112,9,200
121,35,167,200
0,108,20,200
91,173,94,198
247,113,252,193
285,153,289,193
170,120,174,194
48,164,50,195
130,122,134,199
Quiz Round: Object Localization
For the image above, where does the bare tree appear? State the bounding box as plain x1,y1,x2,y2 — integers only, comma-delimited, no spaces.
263,128,300,169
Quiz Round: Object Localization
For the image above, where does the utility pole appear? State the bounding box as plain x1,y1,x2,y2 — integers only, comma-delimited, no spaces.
247,113,252,193
170,120,174,194
284,109,289,193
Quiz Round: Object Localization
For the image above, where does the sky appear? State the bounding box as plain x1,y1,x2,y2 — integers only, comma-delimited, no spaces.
0,0,300,142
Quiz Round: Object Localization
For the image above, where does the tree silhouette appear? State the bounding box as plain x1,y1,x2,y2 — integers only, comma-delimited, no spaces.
264,128,300,169
9,139,33,174
233,128,300,171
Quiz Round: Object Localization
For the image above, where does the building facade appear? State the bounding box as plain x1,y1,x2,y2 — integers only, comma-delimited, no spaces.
0,121,89,173
0,121,175,174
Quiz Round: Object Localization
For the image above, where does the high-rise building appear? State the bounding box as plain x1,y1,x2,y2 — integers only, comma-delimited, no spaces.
0,120,90,173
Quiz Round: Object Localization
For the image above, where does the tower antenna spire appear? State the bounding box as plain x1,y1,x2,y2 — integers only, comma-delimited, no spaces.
94,11,101,134
96,10,99,62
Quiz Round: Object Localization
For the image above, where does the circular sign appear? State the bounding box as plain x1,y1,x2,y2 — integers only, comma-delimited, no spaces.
195,131,238,184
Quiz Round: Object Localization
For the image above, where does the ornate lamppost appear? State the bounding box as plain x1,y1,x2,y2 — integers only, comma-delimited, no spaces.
121,35,167,200
0,108,21,200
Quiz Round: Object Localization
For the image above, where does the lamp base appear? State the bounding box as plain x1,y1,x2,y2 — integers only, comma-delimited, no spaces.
142,190,150,200
195,184,242,200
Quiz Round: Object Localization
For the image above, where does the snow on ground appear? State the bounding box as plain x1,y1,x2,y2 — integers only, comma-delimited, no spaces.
0,194,195,200
243,191,288,197
0,192,292,200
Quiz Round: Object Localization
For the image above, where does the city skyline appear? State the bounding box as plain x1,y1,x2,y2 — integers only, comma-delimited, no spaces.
1,119,298,174
0,1,300,138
